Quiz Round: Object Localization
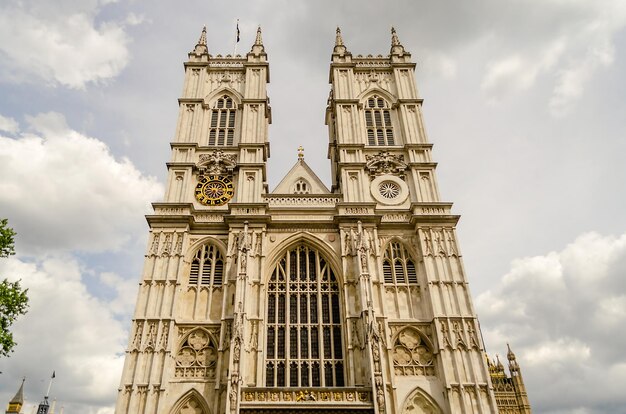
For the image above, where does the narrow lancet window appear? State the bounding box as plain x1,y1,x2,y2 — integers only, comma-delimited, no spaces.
365,95,395,146
208,95,236,146
382,241,418,285
188,243,224,287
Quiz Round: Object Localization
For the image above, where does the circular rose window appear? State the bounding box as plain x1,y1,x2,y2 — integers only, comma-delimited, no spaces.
370,175,409,205
379,181,401,199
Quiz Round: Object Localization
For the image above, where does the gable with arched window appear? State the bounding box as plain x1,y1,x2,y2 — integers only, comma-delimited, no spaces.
266,244,344,387
365,95,395,146
208,95,236,146
293,178,311,194
189,243,224,287
382,241,418,284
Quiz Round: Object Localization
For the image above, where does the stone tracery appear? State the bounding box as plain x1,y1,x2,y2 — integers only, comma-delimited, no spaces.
175,327,218,379
393,328,435,376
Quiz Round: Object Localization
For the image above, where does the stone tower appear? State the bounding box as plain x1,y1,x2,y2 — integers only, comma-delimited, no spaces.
116,26,527,414
488,346,532,413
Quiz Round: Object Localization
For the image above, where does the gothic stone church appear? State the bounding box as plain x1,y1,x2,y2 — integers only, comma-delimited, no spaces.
113,26,531,414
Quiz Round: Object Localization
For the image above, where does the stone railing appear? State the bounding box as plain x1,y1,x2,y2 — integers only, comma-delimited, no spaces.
153,206,191,216
412,203,453,216
265,196,340,208
241,388,372,406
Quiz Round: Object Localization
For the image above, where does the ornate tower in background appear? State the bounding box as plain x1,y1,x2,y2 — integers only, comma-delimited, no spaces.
488,346,531,413
5,379,24,414
115,26,530,414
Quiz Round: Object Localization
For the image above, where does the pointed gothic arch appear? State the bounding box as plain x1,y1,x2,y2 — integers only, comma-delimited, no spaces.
401,387,443,414
203,87,243,108
185,236,228,263
183,237,228,286
202,88,242,146
263,232,343,284
357,87,398,106
357,91,399,146
380,239,420,285
169,389,211,414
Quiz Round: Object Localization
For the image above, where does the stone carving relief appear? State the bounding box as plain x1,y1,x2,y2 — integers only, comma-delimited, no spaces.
159,322,170,351
393,328,435,376
440,322,452,349
453,321,467,349
144,321,157,350
197,150,237,175
162,233,173,257
131,321,143,351
174,232,184,256
354,71,393,92
149,232,160,256
351,319,365,350
343,222,373,274
247,319,258,351
467,320,480,349
251,231,263,257
365,151,408,179
420,227,459,257
174,328,218,379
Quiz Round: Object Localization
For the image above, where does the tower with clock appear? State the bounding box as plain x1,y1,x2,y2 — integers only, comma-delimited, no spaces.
115,26,530,414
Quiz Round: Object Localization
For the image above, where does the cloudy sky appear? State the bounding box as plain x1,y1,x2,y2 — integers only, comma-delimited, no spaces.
0,0,625,413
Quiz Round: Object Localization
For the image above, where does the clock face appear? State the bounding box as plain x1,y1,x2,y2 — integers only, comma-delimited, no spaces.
195,175,234,206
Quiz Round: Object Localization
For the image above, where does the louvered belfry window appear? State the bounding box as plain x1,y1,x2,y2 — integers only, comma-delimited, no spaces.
382,241,418,284
208,95,236,146
266,245,344,387
365,95,395,146
189,244,224,286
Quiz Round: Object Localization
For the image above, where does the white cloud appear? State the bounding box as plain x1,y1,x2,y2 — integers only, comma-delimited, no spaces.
477,231,626,413
0,112,163,255
479,0,626,113
0,255,132,413
0,0,134,88
0,114,19,134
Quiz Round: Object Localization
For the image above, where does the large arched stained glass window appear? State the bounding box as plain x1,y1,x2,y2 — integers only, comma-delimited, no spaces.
266,245,345,387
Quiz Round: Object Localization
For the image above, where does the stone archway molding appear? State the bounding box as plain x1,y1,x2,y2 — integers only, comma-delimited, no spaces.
402,387,443,414
169,389,211,414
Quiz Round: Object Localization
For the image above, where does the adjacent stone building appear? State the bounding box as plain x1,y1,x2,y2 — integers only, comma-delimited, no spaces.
115,26,531,414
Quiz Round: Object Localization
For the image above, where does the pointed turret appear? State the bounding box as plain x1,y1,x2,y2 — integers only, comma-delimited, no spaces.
507,343,520,370
192,25,208,55
390,27,406,56
332,27,348,56
506,344,532,413
250,26,265,55
6,378,25,414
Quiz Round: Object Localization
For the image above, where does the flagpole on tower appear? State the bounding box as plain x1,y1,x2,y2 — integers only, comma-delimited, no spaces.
234,19,240,56
45,371,55,398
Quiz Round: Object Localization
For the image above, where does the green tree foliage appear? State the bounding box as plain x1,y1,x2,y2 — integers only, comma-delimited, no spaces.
0,219,29,357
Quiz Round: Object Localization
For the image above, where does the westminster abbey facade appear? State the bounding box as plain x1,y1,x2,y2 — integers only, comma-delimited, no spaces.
114,26,531,414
